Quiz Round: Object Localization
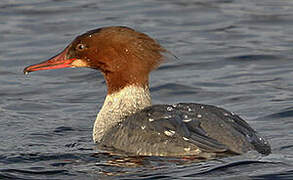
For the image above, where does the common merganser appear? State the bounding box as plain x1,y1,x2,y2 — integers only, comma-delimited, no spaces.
24,26,271,158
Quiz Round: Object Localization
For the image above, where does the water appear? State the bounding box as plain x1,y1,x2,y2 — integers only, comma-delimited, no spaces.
1,0,293,179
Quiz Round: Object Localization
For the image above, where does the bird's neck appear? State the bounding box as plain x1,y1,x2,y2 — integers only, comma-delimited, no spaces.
93,84,151,143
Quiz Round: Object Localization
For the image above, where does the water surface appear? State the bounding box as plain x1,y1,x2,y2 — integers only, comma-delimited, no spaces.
1,0,293,179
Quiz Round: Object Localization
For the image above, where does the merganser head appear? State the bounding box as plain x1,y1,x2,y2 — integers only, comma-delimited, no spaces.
24,26,166,93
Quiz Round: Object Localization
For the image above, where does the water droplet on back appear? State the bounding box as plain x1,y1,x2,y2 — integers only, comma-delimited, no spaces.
183,118,192,122
167,106,173,112
183,137,189,141
164,130,175,136
149,118,154,122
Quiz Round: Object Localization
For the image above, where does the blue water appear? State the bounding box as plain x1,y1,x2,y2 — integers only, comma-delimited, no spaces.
1,0,293,179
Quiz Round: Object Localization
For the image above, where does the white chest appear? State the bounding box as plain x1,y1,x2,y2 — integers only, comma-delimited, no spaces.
93,85,151,143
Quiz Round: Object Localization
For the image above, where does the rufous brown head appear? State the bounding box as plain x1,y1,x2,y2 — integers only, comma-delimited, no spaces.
24,26,166,93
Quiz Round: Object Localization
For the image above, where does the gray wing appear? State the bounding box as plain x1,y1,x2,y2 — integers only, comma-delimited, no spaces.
100,103,271,157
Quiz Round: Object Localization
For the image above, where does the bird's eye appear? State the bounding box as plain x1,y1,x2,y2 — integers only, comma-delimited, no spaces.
76,44,86,51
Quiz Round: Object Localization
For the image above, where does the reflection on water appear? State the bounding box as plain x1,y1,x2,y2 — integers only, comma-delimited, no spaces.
1,0,293,179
